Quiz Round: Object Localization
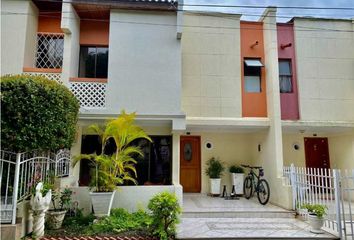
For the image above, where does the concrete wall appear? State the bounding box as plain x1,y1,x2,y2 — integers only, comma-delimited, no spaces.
181,12,242,118
70,185,182,214
190,132,254,193
282,132,354,170
1,0,38,75
294,18,354,121
106,10,181,116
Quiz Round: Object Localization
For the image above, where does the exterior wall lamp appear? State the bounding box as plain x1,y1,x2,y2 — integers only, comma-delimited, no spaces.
281,43,292,49
250,40,259,48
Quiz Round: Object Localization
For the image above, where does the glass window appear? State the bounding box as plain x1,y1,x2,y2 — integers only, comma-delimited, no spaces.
79,46,108,78
79,135,172,186
245,76,261,93
279,60,292,93
244,59,262,93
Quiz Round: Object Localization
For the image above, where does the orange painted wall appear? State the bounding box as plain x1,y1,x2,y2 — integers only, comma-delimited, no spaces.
38,15,63,33
240,21,267,117
80,20,109,46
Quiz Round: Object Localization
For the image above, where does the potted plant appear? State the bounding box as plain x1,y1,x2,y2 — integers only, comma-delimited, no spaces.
46,188,73,229
301,203,327,233
229,165,245,195
205,157,225,196
73,110,151,217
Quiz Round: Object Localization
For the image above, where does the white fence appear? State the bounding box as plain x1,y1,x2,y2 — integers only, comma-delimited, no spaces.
283,165,354,239
0,149,70,224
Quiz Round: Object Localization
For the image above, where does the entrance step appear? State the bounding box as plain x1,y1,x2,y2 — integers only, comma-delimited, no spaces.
176,217,339,240
182,211,295,218
182,194,295,219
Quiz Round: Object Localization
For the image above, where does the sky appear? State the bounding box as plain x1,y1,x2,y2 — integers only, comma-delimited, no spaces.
183,0,354,22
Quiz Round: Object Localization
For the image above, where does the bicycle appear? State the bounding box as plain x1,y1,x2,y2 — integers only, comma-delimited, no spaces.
241,164,270,205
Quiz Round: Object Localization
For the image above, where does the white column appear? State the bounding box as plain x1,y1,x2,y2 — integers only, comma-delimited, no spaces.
61,1,80,87
260,7,292,208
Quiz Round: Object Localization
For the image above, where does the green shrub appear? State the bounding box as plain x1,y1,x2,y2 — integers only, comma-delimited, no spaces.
1,74,79,152
205,157,225,178
229,165,244,173
148,192,181,240
88,208,152,234
63,209,95,227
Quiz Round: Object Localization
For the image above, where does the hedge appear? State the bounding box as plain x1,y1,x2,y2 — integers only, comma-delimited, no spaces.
1,75,80,152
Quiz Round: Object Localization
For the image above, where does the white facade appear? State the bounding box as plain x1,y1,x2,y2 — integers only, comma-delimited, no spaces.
294,18,354,121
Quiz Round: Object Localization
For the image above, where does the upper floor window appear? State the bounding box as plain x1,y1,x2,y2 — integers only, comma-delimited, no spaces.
279,60,292,93
244,59,263,93
35,33,64,68
79,46,108,78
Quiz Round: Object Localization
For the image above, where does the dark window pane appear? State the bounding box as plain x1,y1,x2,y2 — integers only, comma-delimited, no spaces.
79,46,108,78
96,48,109,78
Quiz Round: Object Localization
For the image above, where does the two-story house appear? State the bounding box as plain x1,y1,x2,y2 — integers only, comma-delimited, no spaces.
1,0,354,214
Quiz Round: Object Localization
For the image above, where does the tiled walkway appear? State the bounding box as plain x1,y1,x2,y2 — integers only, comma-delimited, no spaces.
177,194,338,239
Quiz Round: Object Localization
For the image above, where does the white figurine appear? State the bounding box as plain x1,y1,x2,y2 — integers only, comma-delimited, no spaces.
30,182,52,238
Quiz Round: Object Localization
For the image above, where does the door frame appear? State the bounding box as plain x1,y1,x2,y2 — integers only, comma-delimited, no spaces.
180,135,201,193
304,137,330,169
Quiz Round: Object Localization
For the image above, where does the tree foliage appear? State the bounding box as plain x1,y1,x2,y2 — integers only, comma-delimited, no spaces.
73,111,152,192
1,75,79,152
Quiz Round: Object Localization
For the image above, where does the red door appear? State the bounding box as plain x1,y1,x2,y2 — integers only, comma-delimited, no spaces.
180,136,201,192
304,137,330,169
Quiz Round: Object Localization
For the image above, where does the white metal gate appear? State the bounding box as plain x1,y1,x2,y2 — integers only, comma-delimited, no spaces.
283,165,354,240
0,149,70,224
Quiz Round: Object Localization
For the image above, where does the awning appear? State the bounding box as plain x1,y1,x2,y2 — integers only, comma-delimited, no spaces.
244,59,264,67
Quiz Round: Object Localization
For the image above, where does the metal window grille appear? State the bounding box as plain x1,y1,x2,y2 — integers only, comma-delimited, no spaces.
35,33,64,69
70,82,107,108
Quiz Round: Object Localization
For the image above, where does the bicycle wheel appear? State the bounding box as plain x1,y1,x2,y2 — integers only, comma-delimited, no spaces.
243,176,253,199
257,179,270,205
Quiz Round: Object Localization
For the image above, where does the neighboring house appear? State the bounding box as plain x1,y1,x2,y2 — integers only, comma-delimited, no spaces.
1,0,354,214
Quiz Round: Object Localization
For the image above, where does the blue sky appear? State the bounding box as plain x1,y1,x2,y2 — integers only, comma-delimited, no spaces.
183,0,354,22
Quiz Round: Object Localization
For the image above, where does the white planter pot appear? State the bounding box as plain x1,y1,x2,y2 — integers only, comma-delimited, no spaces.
90,191,116,217
231,173,244,195
210,178,221,195
308,214,325,234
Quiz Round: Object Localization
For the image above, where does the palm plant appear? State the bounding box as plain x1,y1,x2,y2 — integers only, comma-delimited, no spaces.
73,111,152,192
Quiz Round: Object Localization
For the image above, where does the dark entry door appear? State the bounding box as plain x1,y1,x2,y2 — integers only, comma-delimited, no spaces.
180,136,201,192
304,137,330,169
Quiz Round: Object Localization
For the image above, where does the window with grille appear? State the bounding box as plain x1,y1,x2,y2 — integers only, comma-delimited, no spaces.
35,33,64,69
279,60,293,93
79,46,109,78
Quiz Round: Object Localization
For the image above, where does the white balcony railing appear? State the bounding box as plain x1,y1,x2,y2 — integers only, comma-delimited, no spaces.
23,70,62,84
69,79,107,108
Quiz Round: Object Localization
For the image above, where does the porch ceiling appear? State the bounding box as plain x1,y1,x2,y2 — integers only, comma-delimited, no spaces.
186,117,270,133
282,120,354,134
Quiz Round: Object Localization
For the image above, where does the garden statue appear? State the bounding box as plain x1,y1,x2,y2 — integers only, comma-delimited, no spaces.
30,182,52,238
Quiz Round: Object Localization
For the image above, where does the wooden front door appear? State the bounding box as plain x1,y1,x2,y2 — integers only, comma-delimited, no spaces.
304,137,330,169
180,136,201,192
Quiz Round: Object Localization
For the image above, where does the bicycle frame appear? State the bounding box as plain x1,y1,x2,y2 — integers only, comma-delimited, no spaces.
247,169,261,193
